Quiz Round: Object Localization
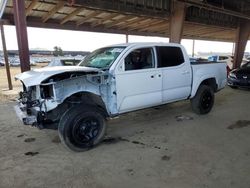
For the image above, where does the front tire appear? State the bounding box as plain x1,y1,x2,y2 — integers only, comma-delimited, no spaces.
58,104,106,152
191,85,214,114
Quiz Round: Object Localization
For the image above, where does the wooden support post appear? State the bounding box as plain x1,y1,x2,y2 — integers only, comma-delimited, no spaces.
233,19,250,69
192,39,195,57
169,1,186,43
13,0,30,72
126,34,129,43
0,24,12,90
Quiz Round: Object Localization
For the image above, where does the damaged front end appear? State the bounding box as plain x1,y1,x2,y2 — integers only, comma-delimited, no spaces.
14,66,111,129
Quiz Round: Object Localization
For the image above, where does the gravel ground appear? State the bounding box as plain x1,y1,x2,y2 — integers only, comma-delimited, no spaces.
0,87,249,188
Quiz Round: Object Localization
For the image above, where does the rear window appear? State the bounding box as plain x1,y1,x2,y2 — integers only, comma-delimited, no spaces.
156,46,184,68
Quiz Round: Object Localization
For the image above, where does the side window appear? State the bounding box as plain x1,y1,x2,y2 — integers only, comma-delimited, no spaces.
156,46,184,68
125,48,154,71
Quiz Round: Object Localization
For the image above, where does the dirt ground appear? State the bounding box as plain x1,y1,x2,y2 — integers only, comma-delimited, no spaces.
0,85,249,188
0,65,48,101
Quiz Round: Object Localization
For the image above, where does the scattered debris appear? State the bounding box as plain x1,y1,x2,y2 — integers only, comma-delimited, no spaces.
102,137,130,144
102,136,163,150
24,138,36,143
154,146,161,149
127,169,134,175
175,115,193,122
52,136,61,143
17,134,26,138
161,155,171,161
131,140,145,146
103,137,125,144
24,151,39,156
227,120,250,129
135,130,144,134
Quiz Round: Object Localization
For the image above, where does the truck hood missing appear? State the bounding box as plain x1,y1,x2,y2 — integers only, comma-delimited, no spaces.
15,66,101,87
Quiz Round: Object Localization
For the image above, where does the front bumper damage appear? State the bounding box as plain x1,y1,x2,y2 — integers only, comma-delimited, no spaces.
14,90,48,129
14,103,37,126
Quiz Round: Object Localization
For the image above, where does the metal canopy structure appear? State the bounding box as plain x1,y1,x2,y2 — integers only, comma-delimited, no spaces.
2,0,250,42
0,0,250,75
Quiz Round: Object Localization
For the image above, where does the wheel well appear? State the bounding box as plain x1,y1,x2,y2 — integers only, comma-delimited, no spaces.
65,92,109,117
200,78,217,92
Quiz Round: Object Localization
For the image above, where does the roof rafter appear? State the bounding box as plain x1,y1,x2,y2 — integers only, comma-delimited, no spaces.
26,0,39,16
42,1,65,23
119,17,147,29
105,15,136,28
60,7,84,24
91,13,119,27
138,20,167,32
76,11,102,26
127,19,155,31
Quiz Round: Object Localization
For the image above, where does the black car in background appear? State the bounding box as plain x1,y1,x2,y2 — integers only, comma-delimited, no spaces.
228,62,250,89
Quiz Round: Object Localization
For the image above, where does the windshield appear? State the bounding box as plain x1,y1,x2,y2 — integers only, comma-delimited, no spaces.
78,47,125,69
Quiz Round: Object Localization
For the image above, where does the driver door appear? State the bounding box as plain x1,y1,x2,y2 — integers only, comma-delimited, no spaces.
115,47,162,113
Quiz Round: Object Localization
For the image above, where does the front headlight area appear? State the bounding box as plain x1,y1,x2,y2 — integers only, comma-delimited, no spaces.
19,83,57,111
40,84,54,99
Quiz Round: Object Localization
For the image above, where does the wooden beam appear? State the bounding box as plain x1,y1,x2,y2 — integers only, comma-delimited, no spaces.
184,26,213,36
138,20,166,32
151,24,169,33
42,1,65,23
26,0,39,16
71,0,170,19
127,19,165,31
76,11,102,26
105,15,136,28
60,7,84,24
22,16,168,37
116,17,142,29
91,13,119,27
127,19,154,31
196,28,226,36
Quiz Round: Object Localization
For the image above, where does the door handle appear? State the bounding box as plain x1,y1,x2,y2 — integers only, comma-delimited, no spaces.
151,74,161,78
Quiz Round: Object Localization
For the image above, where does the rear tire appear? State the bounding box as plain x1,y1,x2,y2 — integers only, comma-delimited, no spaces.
191,85,214,114
58,104,106,152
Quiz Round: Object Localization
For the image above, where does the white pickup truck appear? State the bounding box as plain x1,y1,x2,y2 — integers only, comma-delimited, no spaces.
15,43,227,151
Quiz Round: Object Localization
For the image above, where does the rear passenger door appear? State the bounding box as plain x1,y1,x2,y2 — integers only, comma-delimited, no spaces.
156,46,192,103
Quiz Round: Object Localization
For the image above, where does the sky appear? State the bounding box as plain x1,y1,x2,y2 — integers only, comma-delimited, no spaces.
1,25,250,56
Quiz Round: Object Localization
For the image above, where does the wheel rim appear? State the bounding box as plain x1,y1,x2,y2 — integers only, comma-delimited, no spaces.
200,91,213,111
72,117,100,145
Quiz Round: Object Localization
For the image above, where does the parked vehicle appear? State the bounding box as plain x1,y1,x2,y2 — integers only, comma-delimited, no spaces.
208,55,248,71
15,43,227,151
228,62,250,89
190,57,208,63
0,59,5,66
48,57,83,67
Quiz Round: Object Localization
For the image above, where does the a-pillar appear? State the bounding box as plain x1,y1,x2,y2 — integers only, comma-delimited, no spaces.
169,1,186,43
233,19,250,69
13,0,30,72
